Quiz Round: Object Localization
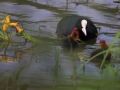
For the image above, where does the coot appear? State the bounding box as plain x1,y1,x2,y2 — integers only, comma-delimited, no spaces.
56,15,98,49
56,15,98,41
90,40,111,60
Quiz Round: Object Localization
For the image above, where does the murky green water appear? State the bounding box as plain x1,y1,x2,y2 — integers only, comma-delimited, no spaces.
0,0,120,90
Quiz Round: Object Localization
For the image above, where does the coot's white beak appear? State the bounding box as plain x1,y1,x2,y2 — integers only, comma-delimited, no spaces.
81,19,87,36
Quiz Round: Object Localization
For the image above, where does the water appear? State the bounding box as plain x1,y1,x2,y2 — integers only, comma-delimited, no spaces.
0,0,120,90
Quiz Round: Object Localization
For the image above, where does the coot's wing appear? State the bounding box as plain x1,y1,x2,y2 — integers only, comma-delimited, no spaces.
56,15,81,38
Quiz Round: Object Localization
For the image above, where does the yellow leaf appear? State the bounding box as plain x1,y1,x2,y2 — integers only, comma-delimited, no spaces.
3,24,9,31
2,15,10,24
15,25,23,33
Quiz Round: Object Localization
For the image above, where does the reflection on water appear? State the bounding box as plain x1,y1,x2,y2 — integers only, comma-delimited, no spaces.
0,42,35,63
0,0,120,89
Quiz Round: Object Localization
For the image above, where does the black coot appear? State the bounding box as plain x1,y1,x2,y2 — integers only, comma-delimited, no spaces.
56,15,98,41
56,15,98,49
90,40,111,60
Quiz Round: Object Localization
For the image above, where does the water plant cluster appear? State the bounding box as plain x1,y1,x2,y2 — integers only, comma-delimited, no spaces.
0,15,42,90
0,15,41,44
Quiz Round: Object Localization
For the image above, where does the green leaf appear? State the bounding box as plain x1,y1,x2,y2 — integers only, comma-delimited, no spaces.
0,30,9,40
55,47,59,65
105,64,118,77
21,32,42,44
15,65,27,80
0,77,10,89
0,31,4,37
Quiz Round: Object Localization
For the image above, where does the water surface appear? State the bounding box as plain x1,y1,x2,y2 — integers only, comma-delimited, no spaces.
0,0,120,90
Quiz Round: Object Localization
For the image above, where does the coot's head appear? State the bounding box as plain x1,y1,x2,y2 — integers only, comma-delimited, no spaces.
73,19,87,37
99,40,109,49
69,19,95,41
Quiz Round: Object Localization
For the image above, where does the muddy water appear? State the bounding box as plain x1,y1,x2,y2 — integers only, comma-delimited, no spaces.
0,0,120,89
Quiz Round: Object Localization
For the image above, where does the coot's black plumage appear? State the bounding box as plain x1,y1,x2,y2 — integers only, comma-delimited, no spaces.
56,15,98,41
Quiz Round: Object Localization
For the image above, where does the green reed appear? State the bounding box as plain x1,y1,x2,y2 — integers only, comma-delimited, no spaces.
54,47,60,86
0,65,28,90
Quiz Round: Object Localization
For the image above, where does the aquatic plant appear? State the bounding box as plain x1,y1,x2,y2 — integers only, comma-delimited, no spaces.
1,15,41,44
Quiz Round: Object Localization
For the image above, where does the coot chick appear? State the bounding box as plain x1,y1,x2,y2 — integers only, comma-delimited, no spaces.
90,40,111,60
60,37,79,50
